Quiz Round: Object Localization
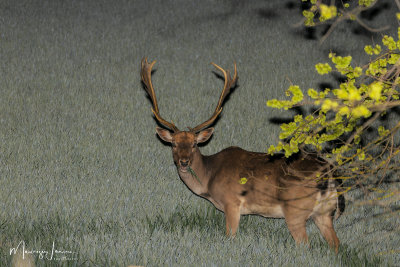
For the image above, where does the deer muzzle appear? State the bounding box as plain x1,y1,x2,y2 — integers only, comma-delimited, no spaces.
179,159,190,172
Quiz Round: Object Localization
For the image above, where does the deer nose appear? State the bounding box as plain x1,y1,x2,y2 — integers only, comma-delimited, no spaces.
180,159,189,167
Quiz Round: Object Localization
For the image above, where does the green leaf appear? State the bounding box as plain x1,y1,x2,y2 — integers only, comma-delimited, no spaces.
378,126,390,136
315,63,332,75
303,10,315,19
398,26,400,42
367,59,387,76
359,0,374,7
331,55,352,69
267,86,304,110
353,66,363,77
294,114,303,123
188,166,202,185
364,45,373,55
288,85,304,103
365,45,381,55
267,99,290,109
382,35,397,50
268,145,276,155
308,88,319,99
388,54,400,65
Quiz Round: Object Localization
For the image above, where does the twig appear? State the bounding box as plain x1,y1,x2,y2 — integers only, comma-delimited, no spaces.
370,101,400,112
319,14,345,44
345,111,382,146
395,0,400,10
318,0,389,44
355,16,390,33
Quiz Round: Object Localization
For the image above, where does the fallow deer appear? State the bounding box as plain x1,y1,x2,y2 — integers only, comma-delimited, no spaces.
141,58,345,253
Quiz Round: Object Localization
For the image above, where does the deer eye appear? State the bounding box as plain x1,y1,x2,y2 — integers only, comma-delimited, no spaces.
172,142,177,148
192,142,197,148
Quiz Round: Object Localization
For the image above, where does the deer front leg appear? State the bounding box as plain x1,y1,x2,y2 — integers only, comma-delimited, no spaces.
286,218,308,245
224,204,241,237
284,207,309,245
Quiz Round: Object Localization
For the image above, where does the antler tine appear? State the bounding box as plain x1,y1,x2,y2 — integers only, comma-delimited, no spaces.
141,58,179,132
191,62,238,133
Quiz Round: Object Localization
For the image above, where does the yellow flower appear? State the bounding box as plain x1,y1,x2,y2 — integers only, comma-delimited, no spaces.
351,105,371,118
348,87,361,101
357,149,366,160
334,88,348,100
338,106,350,117
239,177,248,184
321,99,338,112
319,4,337,21
369,82,383,101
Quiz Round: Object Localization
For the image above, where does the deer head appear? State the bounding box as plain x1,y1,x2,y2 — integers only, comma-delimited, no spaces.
141,58,237,173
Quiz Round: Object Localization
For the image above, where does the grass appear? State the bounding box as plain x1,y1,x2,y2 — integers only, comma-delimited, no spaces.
1,0,399,266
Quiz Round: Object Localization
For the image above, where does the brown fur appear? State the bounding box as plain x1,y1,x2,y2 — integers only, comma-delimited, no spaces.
156,129,342,253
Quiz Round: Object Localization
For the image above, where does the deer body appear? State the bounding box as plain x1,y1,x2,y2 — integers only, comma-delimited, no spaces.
141,58,344,253
178,146,288,216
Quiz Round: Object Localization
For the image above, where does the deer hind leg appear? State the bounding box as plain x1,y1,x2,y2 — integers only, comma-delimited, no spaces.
312,214,340,253
224,204,241,237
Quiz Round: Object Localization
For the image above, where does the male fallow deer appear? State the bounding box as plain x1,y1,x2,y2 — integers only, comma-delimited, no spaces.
141,58,345,253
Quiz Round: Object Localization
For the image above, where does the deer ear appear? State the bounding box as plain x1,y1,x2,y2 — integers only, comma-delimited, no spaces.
196,128,214,143
156,127,173,143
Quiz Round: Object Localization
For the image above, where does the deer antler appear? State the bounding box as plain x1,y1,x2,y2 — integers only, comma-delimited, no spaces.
191,62,238,133
141,58,179,132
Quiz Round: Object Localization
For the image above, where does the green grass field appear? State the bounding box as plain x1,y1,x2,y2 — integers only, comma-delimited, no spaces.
1,0,399,266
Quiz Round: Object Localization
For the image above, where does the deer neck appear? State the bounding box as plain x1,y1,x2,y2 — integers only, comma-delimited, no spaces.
177,147,210,196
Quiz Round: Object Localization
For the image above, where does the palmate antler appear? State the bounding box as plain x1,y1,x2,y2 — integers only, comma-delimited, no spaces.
141,58,237,133
190,62,237,132
141,58,179,132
